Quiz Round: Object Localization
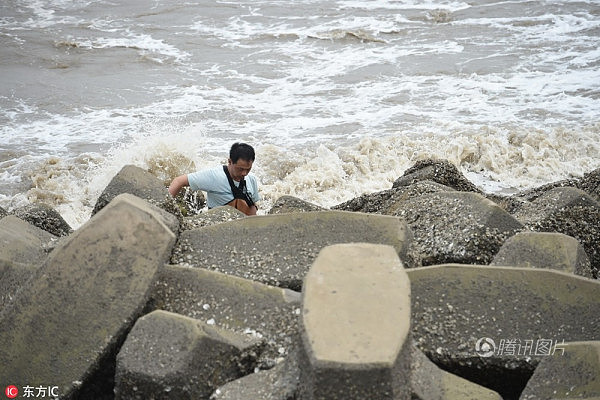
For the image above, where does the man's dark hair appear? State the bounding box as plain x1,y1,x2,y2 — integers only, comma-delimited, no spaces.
230,142,255,163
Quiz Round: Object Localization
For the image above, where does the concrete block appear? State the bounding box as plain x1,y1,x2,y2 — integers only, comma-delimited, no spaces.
578,167,600,202
392,191,524,265
520,341,600,399
0,215,57,265
150,265,301,368
491,231,593,278
210,359,299,400
298,243,412,400
410,346,501,400
408,264,600,399
392,159,482,193
181,206,245,230
92,164,181,224
11,202,73,237
115,310,263,400
0,259,39,310
212,344,503,400
172,211,414,290
0,194,177,399
333,181,450,214
514,187,600,278
268,196,325,214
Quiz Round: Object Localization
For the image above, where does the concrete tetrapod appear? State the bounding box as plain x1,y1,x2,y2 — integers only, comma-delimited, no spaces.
0,194,178,399
0,215,57,265
520,341,600,399
407,264,600,399
150,264,301,368
115,310,263,400
514,187,600,277
91,164,183,220
298,243,412,400
491,231,593,278
172,211,414,290
0,215,58,308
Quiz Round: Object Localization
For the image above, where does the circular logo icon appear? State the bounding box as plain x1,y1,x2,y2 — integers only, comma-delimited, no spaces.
5,385,18,399
475,337,496,357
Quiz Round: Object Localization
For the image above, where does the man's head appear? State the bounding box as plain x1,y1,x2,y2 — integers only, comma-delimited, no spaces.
228,142,255,181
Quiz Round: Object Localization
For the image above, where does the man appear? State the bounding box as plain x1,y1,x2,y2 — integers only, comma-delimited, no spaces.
168,143,260,215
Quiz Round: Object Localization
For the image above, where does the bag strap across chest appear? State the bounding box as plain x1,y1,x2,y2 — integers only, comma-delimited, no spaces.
223,165,255,207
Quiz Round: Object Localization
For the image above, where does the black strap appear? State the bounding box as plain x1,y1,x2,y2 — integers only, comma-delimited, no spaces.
223,166,255,207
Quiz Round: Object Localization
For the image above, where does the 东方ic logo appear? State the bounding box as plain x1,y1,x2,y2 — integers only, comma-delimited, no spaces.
5,385,18,399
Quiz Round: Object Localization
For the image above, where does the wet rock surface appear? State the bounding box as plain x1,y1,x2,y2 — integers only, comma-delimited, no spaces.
11,202,73,237
171,211,414,290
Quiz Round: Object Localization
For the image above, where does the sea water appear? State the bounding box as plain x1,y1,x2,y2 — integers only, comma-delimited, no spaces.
1,0,599,228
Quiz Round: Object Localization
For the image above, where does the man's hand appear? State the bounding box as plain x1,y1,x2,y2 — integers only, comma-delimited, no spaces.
168,175,189,197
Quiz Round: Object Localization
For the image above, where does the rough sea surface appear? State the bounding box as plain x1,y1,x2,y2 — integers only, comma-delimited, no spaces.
1,0,599,227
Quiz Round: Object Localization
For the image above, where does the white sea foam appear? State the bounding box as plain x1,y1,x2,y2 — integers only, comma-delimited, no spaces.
1,0,600,228
8,119,595,229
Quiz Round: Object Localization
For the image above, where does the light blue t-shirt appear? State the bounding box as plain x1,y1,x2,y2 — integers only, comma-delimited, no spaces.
187,165,260,209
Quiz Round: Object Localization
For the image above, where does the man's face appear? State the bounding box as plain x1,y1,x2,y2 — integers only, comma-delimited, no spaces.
228,158,253,181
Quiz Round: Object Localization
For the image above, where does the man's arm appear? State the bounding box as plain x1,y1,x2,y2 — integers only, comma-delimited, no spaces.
168,174,189,197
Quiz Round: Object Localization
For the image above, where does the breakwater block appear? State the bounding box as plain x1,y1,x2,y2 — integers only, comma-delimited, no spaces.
520,341,600,399
115,310,263,400
150,264,301,368
11,202,73,237
410,346,501,400
268,195,325,214
390,191,524,265
0,214,57,265
0,193,178,399
408,264,600,399
491,231,593,278
211,360,299,400
514,187,600,278
172,211,413,290
0,259,39,310
298,243,411,400
92,164,182,221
